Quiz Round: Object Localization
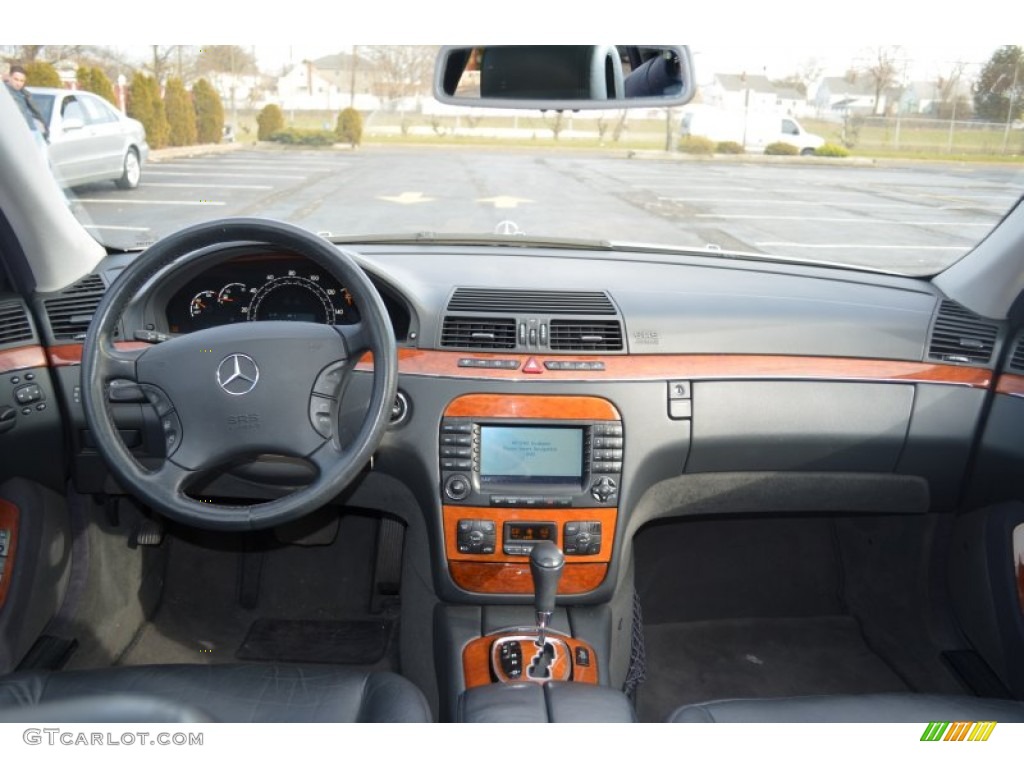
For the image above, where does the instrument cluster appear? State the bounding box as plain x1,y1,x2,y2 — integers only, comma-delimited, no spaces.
165,257,361,333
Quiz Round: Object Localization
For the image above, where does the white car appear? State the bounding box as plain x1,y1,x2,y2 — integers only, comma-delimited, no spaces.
27,86,148,189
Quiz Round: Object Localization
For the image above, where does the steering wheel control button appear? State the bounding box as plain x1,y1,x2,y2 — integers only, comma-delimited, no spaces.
161,412,183,456
216,353,260,396
107,379,146,403
140,385,175,417
134,329,170,343
313,362,346,397
309,395,335,439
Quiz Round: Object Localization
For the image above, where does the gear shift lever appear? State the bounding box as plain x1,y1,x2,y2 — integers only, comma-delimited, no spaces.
529,540,565,648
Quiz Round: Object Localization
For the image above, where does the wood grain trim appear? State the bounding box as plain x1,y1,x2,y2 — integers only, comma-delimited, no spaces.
996,374,1024,398
444,394,620,420
0,346,48,376
356,350,992,388
462,633,599,689
48,342,151,367
449,562,608,595
444,506,616,564
0,500,19,610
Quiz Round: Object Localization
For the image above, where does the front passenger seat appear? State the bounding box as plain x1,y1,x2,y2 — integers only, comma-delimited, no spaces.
0,663,431,722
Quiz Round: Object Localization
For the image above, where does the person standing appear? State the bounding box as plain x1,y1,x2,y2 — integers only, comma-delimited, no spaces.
5,64,49,142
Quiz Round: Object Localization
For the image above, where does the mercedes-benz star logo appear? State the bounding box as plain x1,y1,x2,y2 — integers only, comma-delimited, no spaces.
216,354,260,396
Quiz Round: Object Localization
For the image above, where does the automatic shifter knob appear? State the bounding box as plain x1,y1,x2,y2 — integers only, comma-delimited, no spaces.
529,541,565,646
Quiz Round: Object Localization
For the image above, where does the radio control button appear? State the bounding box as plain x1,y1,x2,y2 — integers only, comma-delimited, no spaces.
445,474,471,500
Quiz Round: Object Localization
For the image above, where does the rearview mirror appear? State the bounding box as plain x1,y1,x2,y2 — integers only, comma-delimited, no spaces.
434,45,696,110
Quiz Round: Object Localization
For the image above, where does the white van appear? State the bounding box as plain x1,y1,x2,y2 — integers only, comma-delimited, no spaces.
680,107,825,155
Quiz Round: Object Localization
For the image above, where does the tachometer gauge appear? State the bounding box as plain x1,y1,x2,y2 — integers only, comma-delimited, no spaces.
189,290,217,318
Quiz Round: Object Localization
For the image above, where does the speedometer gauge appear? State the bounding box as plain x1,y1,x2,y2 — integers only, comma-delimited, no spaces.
248,274,340,324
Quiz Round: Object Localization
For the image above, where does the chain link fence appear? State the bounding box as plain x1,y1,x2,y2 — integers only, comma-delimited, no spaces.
805,115,1024,156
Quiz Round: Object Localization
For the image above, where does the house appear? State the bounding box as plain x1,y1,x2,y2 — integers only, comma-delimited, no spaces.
276,53,378,111
704,73,780,111
811,75,883,116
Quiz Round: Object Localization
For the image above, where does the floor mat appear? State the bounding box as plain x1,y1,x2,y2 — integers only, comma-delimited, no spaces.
636,616,909,722
236,619,393,665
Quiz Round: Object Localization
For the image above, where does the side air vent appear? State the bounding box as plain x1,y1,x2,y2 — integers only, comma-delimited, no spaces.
1009,337,1024,374
926,300,999,366
447,288,616,315
0,301,33,346
549,319,623,351
43,274,107,341
441,317,517,350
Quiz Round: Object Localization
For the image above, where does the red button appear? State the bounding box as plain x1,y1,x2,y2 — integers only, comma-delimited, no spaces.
523,357,544,374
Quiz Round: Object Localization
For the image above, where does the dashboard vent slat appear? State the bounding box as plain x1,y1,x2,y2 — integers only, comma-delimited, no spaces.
549,319,623,351
43,274,107,341
441,317,517,350
927,300,998,366
447,288,616,315
0,301,34,346
1009,337,1024,374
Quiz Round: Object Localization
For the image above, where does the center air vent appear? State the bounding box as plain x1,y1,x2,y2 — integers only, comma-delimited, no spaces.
441,317,517,350
1009,336,1024,374
549,320,623,351
446,288,616,315
43,274,107,341
0,300,33,346
926,300,999,366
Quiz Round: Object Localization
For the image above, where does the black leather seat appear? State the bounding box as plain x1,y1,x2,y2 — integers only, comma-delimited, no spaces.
0,664,431,722
669,692,1024,723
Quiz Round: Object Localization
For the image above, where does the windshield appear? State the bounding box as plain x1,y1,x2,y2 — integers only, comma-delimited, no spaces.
5,42,1022,276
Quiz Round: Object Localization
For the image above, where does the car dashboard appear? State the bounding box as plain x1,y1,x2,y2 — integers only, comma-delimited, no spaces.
3,238,1024,722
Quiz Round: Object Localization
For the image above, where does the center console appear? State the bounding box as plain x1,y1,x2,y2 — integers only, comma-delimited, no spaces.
440,394,622,594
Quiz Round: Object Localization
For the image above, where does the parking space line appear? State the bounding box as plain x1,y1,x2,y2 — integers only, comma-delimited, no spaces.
145,171,307,179
76,199,226,206
659,197,1004,211
144,183,274,190
697,214,993,226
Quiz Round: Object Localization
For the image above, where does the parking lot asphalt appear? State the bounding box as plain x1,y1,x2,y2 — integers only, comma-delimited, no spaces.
68,146,1021,275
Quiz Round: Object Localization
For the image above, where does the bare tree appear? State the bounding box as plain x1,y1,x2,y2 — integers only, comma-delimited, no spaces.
936,61,969,119
859,46,904,115
2,45,92,66
364,45,437,105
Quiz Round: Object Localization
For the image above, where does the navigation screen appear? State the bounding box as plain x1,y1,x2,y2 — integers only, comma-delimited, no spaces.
479,426,583,485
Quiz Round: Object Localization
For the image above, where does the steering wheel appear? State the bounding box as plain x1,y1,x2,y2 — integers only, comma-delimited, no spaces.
81,218,398,530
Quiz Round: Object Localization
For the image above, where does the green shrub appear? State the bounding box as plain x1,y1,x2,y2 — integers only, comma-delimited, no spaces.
764,141,799,156
335,107,363,147
164,78,197,147
813,142,850,158
677,135,715,155
256,104,285,141
128,73,168,149
715,141,744,154
269,129,336,147
76,66,116,104
192,79,224,144
24,61,61,87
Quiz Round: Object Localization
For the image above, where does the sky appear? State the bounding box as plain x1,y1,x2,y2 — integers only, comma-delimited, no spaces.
8,0,1011,86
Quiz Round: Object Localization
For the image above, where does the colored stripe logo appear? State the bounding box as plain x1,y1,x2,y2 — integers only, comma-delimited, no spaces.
920,722,997,741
